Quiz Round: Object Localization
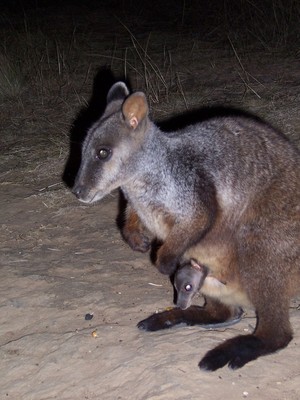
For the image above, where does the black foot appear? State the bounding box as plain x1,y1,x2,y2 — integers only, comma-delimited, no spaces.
199,335,264,371
137,311,177,331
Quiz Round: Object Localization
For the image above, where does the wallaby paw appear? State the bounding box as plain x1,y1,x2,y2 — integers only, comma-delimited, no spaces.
157,257,178,275
199,335,263,371
124,232,151,253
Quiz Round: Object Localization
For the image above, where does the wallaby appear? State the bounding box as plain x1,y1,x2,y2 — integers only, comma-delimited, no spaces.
174,259,208,310
73,81,300,371
174,259,243,327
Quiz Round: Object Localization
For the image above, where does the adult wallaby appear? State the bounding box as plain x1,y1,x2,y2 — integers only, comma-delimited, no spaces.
73,81,300,371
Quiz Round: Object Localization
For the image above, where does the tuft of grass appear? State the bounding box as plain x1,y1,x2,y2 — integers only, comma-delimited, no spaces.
114,20,189,109
0,53,25,101
221,0,300,50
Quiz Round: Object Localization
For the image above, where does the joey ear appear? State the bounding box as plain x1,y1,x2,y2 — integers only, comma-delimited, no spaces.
107,82,129,103
122,92,148,130
190,259,202,271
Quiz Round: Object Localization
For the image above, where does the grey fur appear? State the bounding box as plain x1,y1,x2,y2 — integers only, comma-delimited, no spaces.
174,261,208,310
73,82,300,369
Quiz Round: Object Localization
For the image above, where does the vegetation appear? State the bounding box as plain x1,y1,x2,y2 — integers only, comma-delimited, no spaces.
0,0,299,176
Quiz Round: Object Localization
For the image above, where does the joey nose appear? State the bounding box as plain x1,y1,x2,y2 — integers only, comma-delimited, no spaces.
72,184,83,199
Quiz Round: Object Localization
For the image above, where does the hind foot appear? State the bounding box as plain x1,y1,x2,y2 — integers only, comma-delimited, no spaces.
200,335,271,371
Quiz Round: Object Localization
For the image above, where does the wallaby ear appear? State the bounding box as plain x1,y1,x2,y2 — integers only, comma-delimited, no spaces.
107,82,129,103
122,92,148,130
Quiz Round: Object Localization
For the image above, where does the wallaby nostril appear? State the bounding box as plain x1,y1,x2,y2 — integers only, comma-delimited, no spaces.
72,185,82,198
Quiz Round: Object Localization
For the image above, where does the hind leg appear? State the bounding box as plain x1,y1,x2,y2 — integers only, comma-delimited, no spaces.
138,297,242,331
200,288,293,370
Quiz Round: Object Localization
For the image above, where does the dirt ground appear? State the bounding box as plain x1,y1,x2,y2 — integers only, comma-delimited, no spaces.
0,2,299,399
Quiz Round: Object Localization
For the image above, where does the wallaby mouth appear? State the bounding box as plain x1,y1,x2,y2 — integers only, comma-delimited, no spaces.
178,304,189,311
72,184,102,204
176,297,191,310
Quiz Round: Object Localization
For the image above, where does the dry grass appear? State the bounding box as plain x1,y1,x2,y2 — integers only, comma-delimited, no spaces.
0,53,25,101
0,1,298,104
0,0,299,183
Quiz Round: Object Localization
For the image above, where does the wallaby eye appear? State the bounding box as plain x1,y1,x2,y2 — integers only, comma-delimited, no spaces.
185,284,193,292
97,147,112,161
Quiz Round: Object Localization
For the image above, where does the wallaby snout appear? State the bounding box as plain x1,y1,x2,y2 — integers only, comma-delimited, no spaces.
72,183,83,199
72,179,97,203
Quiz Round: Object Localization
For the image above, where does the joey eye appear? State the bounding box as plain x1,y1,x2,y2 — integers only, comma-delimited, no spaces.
97,147,112,161
184,284,193,292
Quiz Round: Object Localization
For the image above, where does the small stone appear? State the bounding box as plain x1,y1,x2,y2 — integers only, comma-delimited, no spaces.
85,313,93,320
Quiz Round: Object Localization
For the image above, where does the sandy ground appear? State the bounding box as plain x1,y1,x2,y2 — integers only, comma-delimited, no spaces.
0,2,300,399
0,173,299,400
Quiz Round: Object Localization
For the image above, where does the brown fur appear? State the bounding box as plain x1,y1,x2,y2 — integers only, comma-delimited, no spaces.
73,82,300,371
